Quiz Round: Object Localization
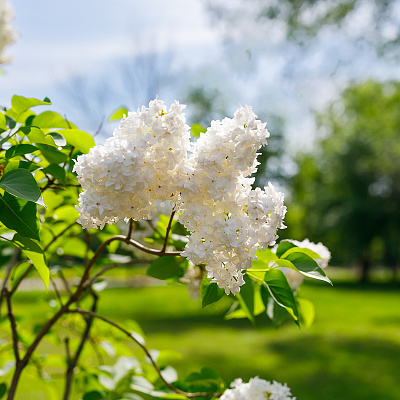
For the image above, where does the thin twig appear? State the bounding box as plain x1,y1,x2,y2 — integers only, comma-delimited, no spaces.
9,263,33,296
67,308,222,399
127,219,134,241
161,210,176,253
64,337,71,364
43,221,77,252
5,290,20,362
87,259,148,288
58,270,71,295
50,276,63,307
0,248,20,318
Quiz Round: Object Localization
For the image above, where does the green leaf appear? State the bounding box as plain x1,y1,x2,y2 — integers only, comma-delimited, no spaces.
191,123,206,137
35,143,68,164
0,113,6,130
82,391,104,400
0,169,45,206
41,164,66,184
276,240,297,258
109,107,128,120
55,129,95,154
200,277,225,308
147,256,182,280
278,251,332,284
20,126,57,146
249,247,278,271
263,268,299,324
32,111,76,130
0,382,6,399
297,297,315,329
0,193,40,240
281,246,324,261
3,160,40,174
236,274,255,324
6,95,51,122
5,144,39,159
12,233,49,290
261,285,290,327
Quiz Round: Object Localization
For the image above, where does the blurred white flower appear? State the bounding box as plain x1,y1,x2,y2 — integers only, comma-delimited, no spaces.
0,0,18,64
221,376,296,400
273,239,331,289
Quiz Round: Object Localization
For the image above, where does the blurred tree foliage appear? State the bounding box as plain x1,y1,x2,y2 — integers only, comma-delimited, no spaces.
287,79,400,281
207,0,400,56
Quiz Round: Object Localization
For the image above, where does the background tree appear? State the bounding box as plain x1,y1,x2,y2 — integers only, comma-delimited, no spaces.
287,79,400,281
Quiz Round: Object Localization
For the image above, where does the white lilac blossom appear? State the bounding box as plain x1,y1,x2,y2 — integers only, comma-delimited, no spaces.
220,377,296,400
179,107,286,295
0,0,17,64
273,239,331,290
73,98,191,229
74,100,287,294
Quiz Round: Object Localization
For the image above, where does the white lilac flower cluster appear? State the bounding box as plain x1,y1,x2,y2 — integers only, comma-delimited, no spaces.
74,99,287,294
178,107,286,295
220,377,296,400
274,239,331,290
74,99,191,229
0,0,17,64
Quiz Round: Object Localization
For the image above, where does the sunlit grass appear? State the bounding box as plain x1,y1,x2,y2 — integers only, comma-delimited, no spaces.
4,276,400,400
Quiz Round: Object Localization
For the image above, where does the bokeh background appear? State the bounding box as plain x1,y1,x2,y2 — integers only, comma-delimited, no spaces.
1,1,400,399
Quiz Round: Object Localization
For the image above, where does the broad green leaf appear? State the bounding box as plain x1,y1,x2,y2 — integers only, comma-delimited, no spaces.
5,144,38,159
297,297,315,329
191,123,206,137
261,285,290,327
0,113,6,130
59,237,90,259
20,126,57,146
0,382,6,399
236,274,255,324
147,256,182,280
56,129,95,154
276,240,297,258
278,251,332,284
54,205,79,221
0,169,45,206
41,164,66,184
32,111,76,130
109,107,128,120
200,277,225,308
263,268,299,323
281,246,324,261
226,284,265,320
0,193,40,240
4,160,39,174
6,95,50,123
249,247,278,270
11,95,51,114
82,391,104,400
156,350,183,368
12,233,49,290
42,191,64,210
35,143,68,164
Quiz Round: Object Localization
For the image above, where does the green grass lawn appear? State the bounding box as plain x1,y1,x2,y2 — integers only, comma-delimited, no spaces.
3,277,400,400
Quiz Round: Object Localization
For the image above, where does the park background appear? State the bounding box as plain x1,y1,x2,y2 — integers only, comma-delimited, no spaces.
1,1,400,399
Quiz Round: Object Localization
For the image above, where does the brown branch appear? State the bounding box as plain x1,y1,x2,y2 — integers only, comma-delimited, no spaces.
63,293,98,400
161,210,176,253
9,262,33,296
58,270,71,295
5,290,20,362
0,248,20,318
67,308,221,399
